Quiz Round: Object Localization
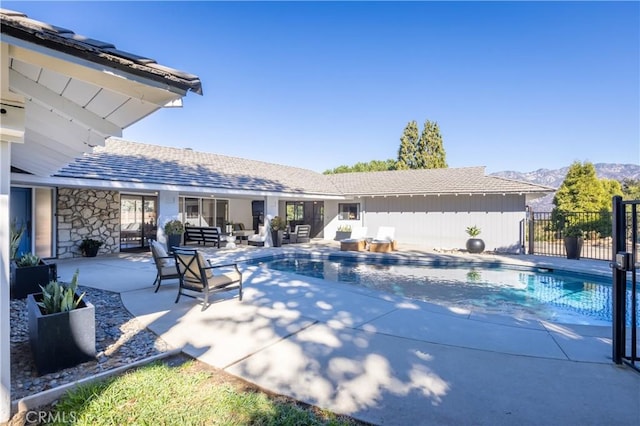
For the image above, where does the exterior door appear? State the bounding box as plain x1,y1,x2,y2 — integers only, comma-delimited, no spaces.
120,195,157,250
10,187,31,258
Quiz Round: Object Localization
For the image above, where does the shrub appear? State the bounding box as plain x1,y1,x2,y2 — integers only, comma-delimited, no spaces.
163,220,185,235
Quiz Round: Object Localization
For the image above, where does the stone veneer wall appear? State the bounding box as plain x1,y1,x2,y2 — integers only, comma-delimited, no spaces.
57,188,120,258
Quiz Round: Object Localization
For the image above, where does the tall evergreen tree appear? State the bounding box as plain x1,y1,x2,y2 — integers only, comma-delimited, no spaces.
418,120,448,169
553,161,609,212
396,121,419,170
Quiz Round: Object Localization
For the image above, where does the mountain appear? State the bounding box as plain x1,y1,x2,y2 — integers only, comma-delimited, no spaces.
490,163,640,212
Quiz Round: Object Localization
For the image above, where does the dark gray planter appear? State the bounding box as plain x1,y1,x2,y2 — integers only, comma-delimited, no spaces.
82,245,99,257
271,230,283,247
335,231,352,241
167,234,182,251
10,260,57,300
564,237,583,260
466,238,485,254
27,293,96,375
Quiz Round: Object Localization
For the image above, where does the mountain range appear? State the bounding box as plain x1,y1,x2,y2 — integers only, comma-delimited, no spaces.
490,163,640,212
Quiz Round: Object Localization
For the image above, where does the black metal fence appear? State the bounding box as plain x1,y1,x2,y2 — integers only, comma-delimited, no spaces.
612,196,639,371
525,210,613,260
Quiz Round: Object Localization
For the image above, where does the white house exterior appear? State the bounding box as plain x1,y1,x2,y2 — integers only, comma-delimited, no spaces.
12,138,553,258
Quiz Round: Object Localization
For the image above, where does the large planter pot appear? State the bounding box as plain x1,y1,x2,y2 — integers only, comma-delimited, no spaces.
564,237,583,260
82,246,100,257
167,234,182,251
466,238,485,254
335,231,352,241
27,293,96,375
271,230,283,247
10,260,57,300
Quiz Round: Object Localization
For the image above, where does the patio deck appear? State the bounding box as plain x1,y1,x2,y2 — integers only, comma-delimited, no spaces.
22,242,640,425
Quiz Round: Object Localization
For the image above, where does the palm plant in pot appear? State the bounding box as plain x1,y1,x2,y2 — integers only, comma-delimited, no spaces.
79,237,103,257
465,225,485,254
163,219,185,250
27,269,96,375
10,252,57,299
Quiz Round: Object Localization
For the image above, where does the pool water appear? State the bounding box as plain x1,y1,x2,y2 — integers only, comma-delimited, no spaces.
249,257,640,326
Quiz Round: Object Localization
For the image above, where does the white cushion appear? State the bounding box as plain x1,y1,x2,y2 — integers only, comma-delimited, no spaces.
151,240,171,267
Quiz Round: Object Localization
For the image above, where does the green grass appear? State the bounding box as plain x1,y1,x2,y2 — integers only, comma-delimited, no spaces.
47,360,361,425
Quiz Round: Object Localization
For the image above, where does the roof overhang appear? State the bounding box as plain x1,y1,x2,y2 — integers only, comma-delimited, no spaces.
10,173,348,201
1,8,202,176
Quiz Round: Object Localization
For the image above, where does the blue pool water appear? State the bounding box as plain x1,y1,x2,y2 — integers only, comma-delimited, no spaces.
248,256,639,326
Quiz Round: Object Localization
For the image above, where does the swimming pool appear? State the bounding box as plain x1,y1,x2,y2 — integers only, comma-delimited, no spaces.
248,255,639,326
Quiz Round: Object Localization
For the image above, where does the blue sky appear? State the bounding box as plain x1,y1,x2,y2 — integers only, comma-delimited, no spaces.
5,1,639,174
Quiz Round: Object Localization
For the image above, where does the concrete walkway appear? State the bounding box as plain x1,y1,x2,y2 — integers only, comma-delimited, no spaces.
54,244,640,426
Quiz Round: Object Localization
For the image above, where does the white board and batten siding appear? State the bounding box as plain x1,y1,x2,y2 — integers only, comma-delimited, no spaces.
358,194,526,253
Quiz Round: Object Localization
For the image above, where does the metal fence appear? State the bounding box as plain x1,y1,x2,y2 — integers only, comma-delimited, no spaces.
612,196,639,371
524,210,613,260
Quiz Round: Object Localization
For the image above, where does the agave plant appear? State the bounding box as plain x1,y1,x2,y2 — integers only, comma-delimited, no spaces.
37,269,85,314
16,253,41,267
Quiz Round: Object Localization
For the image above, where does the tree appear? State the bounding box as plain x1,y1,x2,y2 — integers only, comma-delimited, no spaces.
622,178,640,200
323,159,396,174
552,161,614,237
396,121,419,170
417,120,448,169
553,161,609,213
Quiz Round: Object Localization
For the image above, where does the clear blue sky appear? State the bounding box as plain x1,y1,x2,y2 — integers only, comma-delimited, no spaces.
5,1,639,174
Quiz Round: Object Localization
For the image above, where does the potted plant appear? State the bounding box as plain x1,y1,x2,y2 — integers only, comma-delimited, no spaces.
10,217,25,260
10,252,57,299
563,225,584,260
335,224,352,241
465,225,485,254
163,219,185,250
27,269,96,375
270,216,287,247
79,237,103,257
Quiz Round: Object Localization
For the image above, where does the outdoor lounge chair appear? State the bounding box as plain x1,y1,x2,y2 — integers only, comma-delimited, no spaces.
288,224,311,244
173,247,243,310
150,239,180,293
248,225,268,246
370,226,397,252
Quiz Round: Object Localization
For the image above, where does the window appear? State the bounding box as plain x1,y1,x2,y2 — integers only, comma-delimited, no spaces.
338,203,360,220
286,201,304,222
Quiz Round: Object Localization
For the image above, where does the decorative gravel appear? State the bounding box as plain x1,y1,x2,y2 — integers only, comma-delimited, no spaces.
10,286,173,401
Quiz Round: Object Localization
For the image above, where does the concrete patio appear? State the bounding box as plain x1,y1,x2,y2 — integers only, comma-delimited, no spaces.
47,243,640,425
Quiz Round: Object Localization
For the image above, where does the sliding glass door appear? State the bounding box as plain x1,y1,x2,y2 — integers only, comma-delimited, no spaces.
120,194,157,251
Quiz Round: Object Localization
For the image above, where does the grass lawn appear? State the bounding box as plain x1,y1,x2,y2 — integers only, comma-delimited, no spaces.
37,354,368,425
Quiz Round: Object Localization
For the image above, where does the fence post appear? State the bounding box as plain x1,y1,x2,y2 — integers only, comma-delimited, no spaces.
528,209,535,255
611,195,625,364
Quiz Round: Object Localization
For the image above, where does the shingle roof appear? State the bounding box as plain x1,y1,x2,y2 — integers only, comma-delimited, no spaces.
1,8,203,95
55,139,342,196
325,167,554,196
55,139,554,197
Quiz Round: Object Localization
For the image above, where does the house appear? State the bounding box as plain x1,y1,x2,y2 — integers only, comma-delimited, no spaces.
1,8,202,420
12,138,553,257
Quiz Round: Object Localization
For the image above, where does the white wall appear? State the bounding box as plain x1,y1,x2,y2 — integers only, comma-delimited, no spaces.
324,194,526,253
157,190,180,244
228,198,252,230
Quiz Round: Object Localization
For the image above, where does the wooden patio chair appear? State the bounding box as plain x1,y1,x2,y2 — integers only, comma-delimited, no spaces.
149,239,180,293
173,247,243,310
